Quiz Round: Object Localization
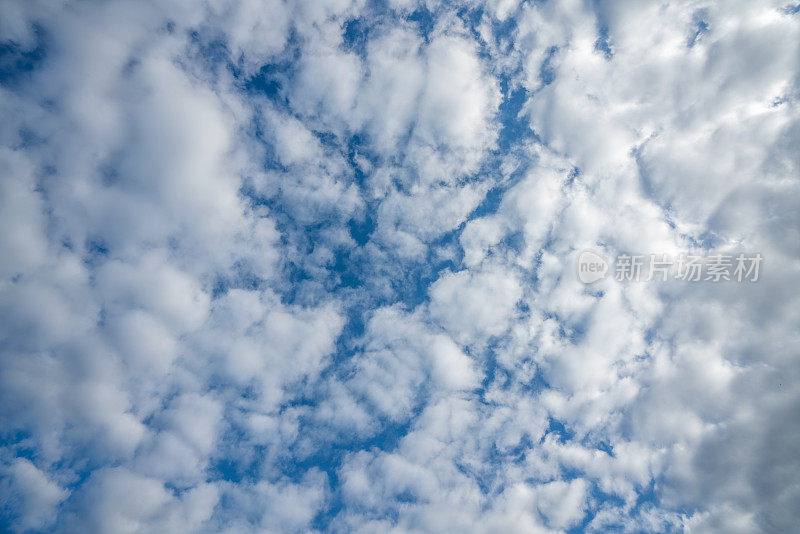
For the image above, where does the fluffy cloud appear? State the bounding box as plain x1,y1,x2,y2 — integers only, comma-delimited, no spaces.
0,0,798,532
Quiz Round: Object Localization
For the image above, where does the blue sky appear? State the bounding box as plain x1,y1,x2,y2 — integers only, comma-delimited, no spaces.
1,0,799,532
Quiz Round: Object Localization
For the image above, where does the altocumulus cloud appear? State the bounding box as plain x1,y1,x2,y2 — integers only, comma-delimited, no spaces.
0,0,799,532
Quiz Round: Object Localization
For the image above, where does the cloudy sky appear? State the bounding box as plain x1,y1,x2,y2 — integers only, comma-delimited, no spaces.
0,0,798,532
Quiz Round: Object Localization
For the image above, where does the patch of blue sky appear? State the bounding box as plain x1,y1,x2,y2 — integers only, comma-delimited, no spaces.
0,28,46,86
688,17,710,48
594,24,613,59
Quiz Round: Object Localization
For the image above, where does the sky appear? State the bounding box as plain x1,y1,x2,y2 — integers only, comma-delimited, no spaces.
0,0,798,532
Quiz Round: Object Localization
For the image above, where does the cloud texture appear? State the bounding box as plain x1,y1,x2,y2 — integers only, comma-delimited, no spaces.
1,0,799,532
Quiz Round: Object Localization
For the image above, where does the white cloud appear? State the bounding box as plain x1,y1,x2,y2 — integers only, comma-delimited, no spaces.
214,0,290,73
60,467,218,533
0,459,67,533
0,0,798,531
428,266,522,346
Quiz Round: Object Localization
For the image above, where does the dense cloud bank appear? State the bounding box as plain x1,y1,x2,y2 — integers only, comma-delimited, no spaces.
1,0,798,532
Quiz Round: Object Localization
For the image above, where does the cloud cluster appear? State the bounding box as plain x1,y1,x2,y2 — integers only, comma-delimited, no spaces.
1,0,798,532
